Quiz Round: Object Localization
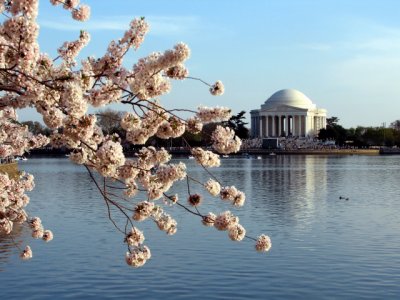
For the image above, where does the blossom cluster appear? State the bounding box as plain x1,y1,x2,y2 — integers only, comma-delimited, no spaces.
132,201,177,235
241,138,263,150
124,226,152,267
211,125,242,154
50,0,90,21
204,179,221,196
57,30,90,66
255,234,272,252
191,148,220,167
129,42,190,100
220,186,246,207
202,211,271,249
127,200,178,267
196,106,232,123
0,172,53,260
0,108,49,158
203,210,246,241
185,116,203,134
209,80,225,96
125,245,151,268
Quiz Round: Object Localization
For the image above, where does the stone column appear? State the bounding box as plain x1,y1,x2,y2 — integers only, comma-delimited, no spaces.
305,116,309,136
272,116,276,137
277,115,281,137
282,115,286,136
251,116,256,137
268,116,272,137
292,115,295,136
319,116,321,132
286,115,290,136
263,116,267,137
312,116,316,134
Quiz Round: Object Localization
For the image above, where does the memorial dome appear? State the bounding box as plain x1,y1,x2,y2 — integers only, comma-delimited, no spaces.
264,89,315,109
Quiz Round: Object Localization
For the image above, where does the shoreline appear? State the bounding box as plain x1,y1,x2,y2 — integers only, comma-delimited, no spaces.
16,147,400,158
242,149,380,155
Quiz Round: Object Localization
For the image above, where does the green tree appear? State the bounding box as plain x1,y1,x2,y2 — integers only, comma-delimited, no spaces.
318,116,347,145
21,121,51,136
224,110,249,139
96,109,124,136
201,122,219,145
390,120,400,131
326,116,339,127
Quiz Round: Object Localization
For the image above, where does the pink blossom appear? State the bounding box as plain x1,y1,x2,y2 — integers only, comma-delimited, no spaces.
125,227,145,246
209,80,225,96
211,126,242,154
186,116,203,134
43,230,54,242
125,247,150,268
188,194,202,206
20,246,33,260
255,234,272,252
214,211,239,231
63,0,80,10
191,148,220,168
202,212,216,227
196,106,231,123
228,224,246,241
71,4,90,21
205,179,221,196
133,201,155,221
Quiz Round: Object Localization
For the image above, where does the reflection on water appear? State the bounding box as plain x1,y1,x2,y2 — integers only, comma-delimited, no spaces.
1,156,400,299
0,225,25,272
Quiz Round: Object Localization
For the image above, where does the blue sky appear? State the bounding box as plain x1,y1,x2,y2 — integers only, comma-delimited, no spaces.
18,0,400,128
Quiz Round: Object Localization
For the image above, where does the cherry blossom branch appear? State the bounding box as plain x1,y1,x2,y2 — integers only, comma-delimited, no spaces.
84,164,133,234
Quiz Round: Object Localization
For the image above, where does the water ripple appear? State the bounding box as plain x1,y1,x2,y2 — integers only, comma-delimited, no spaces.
1,156,400,299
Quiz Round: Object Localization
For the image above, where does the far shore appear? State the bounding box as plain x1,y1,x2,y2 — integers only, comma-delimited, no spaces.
19,147,400,158
242,148,380,155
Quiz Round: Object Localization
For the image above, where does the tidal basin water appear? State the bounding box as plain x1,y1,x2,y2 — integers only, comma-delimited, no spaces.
1,155,400,299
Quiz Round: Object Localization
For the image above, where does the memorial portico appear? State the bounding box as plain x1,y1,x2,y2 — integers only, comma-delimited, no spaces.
251,89,327,138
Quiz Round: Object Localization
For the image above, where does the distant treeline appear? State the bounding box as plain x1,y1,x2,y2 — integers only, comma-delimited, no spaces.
22,109,250,149
22,113,400,148
318,117,400,147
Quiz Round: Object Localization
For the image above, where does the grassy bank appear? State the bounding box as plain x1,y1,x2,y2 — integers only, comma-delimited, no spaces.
0,162,20,179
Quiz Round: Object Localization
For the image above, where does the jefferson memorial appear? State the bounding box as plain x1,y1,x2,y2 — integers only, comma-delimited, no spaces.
250,89,327,138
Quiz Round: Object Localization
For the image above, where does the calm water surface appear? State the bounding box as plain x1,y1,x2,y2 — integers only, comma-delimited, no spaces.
1,155,400,299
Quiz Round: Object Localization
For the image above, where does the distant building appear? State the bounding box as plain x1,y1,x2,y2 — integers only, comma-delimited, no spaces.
250,89,327,138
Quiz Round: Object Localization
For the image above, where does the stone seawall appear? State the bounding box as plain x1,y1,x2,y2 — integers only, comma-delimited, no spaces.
161,148,380,156
244,149,380,155
379,148,400,155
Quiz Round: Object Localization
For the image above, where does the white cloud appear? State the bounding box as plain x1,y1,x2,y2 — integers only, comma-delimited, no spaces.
39,15,200,36
330,54,400,88
353,36,400,52
326,22,400,91
299,19,400,54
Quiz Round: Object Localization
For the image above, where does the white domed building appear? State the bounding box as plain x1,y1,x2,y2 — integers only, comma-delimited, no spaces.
250,89,327,138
